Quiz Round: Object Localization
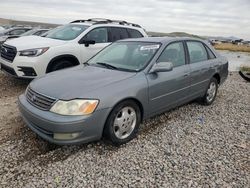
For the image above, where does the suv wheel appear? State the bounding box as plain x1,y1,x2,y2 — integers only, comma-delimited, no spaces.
50,59,74,72
104,100,141,146
201,77,218,105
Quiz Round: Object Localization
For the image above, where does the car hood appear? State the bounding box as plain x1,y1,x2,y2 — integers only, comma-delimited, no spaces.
30,65,137,100
4,36,67,50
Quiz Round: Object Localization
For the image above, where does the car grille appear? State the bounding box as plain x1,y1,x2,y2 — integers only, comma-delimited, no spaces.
26,87,56,111
0,44,17,62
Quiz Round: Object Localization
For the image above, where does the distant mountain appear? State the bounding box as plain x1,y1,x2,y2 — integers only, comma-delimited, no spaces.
147,31,205,39
205,35,242,41
147,31,244,42
0,18,59,28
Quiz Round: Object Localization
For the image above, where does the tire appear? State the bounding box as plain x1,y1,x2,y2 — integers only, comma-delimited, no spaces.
103,100,141,146
200,77,218,105
239,71,250,82
50,59,74,72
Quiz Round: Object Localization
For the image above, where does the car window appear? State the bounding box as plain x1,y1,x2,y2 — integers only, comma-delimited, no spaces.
157,42,185,67
205,45,216,59
127,29,143,38
34,31,42,36
21,30,35,36
85,28,108,43
187,41,208,63
9,29,27,35
109,27,129,42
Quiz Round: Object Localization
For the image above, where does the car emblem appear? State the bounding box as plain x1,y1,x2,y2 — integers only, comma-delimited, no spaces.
31,95,37,102
4,47,8,53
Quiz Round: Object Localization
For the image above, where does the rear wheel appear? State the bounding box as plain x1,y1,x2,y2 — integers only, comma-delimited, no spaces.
50,59,75,72
201,77,218,105
104,100,141,146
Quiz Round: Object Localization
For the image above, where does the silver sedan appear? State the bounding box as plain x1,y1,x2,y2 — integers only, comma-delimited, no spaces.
18,37,228,145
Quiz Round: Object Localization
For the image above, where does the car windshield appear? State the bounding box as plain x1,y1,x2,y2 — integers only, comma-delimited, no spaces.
0,28,11,36
88,42,160,72
46,24,89,41
21,29,36,36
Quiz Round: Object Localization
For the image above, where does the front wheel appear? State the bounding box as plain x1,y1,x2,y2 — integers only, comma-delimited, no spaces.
103,100,141,146
201,77,218,105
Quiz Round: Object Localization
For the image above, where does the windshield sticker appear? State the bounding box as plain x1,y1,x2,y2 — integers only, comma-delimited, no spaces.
140,45,160,51
72,27,82,31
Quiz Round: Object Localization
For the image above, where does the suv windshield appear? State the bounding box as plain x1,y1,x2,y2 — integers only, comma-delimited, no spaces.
88,42,160,72
46,24,89,41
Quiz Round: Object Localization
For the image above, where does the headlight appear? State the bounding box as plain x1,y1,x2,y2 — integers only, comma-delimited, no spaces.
19,47,49,57
50,99,99,116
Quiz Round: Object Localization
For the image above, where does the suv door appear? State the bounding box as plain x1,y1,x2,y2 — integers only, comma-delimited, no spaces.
186,41,215,96
146,41,191,114
80,27,109,63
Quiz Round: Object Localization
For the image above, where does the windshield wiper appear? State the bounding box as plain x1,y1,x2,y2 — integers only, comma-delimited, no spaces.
96,62,118,70
83,62,89,66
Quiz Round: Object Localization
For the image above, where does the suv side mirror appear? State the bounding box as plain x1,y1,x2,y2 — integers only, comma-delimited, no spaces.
79,39,96,47
150,62,173,73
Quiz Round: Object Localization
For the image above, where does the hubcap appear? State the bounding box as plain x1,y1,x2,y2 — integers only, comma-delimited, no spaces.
206,82,216,102
113,107,137,139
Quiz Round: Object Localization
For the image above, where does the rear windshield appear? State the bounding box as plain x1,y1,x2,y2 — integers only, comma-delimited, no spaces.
46,24,89,41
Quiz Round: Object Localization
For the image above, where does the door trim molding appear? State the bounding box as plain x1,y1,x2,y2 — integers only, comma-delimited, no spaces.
151,79,209,101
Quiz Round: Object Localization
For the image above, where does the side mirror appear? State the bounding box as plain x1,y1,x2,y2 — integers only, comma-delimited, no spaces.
79,39,96,47
150,62,173,73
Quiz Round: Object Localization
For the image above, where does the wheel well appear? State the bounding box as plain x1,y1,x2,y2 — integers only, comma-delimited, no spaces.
213,73,221,85
46,55,80,73
102,98,144,137
110,98,144,122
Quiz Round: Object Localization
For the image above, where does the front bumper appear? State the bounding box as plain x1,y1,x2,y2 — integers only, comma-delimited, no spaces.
0,54,46,78
18,94,111,145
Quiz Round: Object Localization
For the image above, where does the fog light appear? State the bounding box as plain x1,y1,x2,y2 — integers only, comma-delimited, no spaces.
53,133,80,140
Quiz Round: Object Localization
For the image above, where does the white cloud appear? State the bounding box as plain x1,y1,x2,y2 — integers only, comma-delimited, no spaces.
0,0,249,39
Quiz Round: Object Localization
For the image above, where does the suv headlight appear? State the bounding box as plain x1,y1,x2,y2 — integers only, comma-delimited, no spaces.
19,47,49,57
50,99,99,116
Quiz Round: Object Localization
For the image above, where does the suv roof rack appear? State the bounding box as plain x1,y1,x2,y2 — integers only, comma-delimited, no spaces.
70,18,142,28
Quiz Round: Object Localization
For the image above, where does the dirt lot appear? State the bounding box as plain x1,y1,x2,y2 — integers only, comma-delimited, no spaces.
0,71,249,187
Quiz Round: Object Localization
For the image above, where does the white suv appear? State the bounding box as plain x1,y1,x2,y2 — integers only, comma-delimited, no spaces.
0,19,147,78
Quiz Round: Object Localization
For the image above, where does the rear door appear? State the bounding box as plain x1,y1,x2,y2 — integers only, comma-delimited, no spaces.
146,41,191,114
108,27,129,41
186,41,215,96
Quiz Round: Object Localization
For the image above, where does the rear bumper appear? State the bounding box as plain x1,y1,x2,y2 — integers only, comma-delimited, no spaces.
18,94,110,145
220,62,229,86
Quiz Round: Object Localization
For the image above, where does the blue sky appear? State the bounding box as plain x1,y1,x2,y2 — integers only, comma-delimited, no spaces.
0,0,249,39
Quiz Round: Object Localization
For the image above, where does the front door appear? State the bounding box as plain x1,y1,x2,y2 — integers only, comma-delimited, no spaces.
146,41,191,114
80,27,110,63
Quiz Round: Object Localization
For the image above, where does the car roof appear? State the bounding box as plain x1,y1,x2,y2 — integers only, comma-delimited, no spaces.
120,37,206,44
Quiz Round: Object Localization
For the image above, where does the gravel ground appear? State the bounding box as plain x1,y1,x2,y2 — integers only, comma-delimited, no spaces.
0,72,249,188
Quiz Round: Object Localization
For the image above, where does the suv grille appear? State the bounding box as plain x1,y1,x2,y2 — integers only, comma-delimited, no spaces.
0,44,17,62
26,87,56,111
